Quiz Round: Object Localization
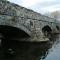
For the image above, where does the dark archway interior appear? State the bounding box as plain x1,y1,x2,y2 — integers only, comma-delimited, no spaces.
56,25,59,30
42,26,52,33
42,26,52,37
0,25,30,40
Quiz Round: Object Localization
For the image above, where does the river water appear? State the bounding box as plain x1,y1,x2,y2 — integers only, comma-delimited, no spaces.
0,34,60,60
44,34,60,60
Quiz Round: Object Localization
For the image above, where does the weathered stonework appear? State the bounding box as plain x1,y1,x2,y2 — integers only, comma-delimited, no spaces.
0,0,60,41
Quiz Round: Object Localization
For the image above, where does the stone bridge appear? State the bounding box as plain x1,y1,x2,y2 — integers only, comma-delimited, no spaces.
0,0,60,41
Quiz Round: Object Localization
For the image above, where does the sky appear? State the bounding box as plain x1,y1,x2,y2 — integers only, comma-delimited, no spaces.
8,0,60,14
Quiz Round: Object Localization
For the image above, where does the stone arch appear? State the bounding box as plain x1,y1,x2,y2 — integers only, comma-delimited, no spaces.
42,25,52,37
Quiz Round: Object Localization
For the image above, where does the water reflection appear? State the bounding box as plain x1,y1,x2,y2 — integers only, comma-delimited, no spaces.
0,34,60,60
0,41,51,60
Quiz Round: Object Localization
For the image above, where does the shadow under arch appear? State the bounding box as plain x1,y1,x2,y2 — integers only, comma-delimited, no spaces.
42,25,52,37
0,25,30,40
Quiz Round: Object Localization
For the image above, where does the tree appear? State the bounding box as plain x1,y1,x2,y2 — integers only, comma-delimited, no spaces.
50,11,60,19
44,11,60,20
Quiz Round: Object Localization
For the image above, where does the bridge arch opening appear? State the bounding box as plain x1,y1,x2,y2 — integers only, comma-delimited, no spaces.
0,25,30,56
56,25,59,31
42,25,52,37
0,25,30,54
0,25,30,39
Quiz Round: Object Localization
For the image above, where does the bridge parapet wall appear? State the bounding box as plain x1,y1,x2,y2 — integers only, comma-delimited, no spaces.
0,0,56,23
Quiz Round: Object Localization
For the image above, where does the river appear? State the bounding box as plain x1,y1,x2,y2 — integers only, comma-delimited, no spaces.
0,34,60,60
44,34,60,60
